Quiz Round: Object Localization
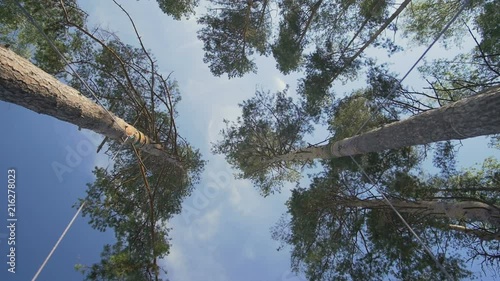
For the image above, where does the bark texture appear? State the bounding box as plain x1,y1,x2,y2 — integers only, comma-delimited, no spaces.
330,85,500,157
340,198,500,228
270,85,500,162
448,224,500,241
0,46,171,160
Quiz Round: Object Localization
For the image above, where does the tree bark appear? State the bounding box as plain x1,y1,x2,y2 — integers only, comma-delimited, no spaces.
448,224,500,241
271,85,500,162
338,197,500,228
330,85,500,157
0,46,176,162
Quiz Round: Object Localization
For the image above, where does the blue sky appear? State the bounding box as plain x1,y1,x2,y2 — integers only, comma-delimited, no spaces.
0,1,499,280
0,102,115,281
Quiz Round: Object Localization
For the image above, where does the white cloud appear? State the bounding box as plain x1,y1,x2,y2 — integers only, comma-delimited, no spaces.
163,238,230,281
207,105,241,143
165,209,230,281
227,179,258,216
274,76,287,91
228,182,243,209
242,243,257,260
162,245,189,281
193,208,221,241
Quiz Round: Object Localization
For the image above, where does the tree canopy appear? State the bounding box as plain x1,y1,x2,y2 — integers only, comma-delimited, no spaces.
197,0,498,116
211,0,499,279
152,0,199,20
197,0,272,78
2,0,499,280
212,87,313,195
272,157,500,280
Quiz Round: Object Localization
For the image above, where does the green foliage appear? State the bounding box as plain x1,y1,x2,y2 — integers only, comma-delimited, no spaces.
365,67,418,119
475,0,500,66
272,164,492,280
326,88,421,178
196,0,500,119
5,0,499,279
77,138,203,280
199,0,396,83
273,169,473,280
430,157,500,202
271,0,323,74
77,90,204,280
402,0,464,46
274,156,500,280
197,0,271,78
432,141,457,176
298,41,352,117
329,94,379,140
489,135,500,149
153,0,199,20
401,0,489,47
204,0,500,279
198,0,497,119
366,209,471,281
268,82,500,278
79,241,167,281
0,0,87,75
418,53,498,105
212,87,313,195
272,15,304,74
359,0,387,19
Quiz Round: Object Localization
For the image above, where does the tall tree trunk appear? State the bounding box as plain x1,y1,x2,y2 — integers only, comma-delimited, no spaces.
271,85,500,162
0,46,176,163
448,224,500,241
330,0,411,83
339,0,387,56
339,197,500,228
296,0,323,45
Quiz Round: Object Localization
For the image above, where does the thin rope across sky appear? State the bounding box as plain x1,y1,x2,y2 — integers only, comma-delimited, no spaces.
31,202,85,281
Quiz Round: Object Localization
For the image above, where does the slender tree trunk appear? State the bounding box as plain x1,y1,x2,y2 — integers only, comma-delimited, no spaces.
330,85,500,157
271,85,500,162
340,0,387,55
427,187,500,193
296,0,323,45
339,197,500,228
0,46,176,162
448,224,500,241
330,0,411,83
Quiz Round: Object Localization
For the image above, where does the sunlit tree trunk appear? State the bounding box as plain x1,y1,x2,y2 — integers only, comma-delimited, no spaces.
0,46,173,160
270,85,500,162
448,224,500,241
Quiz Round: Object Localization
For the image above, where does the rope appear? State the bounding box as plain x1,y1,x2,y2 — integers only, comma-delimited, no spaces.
31,202,85,281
